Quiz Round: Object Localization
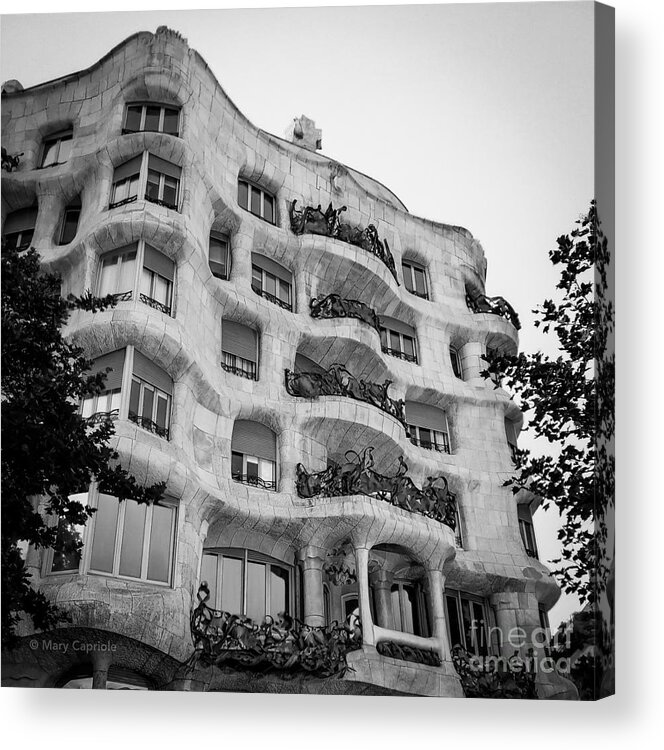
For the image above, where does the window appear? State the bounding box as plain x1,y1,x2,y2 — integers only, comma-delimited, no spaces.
49,493,88,574
80,348,173,440
40,129,72,168
231,420,277,490
406,402,451,454
379,316,418,364
389,582,430,637
59,196,81,245
518,506,539,558
450,345,463,379
110,152,181,211
505,418,519,463
89,493,177,585
2,207,37,251
222,320,258,380
251,253,293,311
209,233,230,280
123,103,180,136
200,549,292,623
237,179,275,224
97,242,175,315
402,260,429,299
445,590,492,656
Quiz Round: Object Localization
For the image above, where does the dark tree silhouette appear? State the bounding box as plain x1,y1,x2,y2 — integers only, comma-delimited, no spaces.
1,244,165,647
482,201,614,605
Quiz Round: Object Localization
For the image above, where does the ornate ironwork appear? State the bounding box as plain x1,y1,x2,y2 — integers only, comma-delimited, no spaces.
112,290,133,302
466,291,521,330
221,361,257,380
451,645,538,699
231,473,277,491
409,434,451,454
251,285,292,311
285,363,407,431
1,147,23,172
376,641,442,667
145,194,179,211
109,195,138,210
323,542,357,586
296,447,458,531
310,293,380,333
190,583,362,678
289,200,399,284
381,346,418,364
139,293,172,316
85,409,119,425
128,411,170,440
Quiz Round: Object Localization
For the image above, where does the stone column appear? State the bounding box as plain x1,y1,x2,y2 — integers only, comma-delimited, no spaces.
297,546,326,627
91,650,113,690
369,569,394,630
426,568,452,661
354,546,375,646
490,591,529,656
459,341,484,382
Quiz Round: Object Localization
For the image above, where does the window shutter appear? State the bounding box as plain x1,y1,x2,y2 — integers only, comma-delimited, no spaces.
113,155,143,182
294,353,324,375
405,401,448,432
89,349,126,391
133,349,173,394
232,420,276,461
222,320,257,362
251,253,292,284
380,315,416,338
4,207,38,235
147,153,181,180
143,244,174,281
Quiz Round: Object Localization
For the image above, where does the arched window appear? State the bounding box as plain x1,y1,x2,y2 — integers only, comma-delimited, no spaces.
200,549,292,623
379,316,418,364
405,401,451,453
222,320,259,380
401,259,429,300
231,420,277,490
2,206,37,250
59,195,81,245
251,252,293,311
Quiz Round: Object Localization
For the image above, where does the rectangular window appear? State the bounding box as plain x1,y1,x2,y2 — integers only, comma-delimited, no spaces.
98,247,137,299
140,244,174,315
209,233,230,280
450,346,463,379
3,207,37,251
49,495,87,574
237,179,276,224
445,590,491,656
402,261,429,299
222,321,258,380
231,451,276,490
89,494,177,585
408,424,451,454
110,153,181,211
519,518,539,558
128,376,172,440
59,204,81,245
380,327,418,364
251,264,292,311
40,129,73,168
123,104,180,136
79,349,126,423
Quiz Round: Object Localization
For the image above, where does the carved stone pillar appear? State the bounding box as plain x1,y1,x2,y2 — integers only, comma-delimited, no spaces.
91,650,113,690
369,568,394,630
459,342,484,382
354,546,375,646
297,546,326,627
426,568,452,661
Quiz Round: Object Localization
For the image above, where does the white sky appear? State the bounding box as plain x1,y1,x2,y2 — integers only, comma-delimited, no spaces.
0,1,595,628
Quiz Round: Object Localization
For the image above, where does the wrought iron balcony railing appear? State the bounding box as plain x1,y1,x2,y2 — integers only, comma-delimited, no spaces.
112,290,133,303
221,361,257,381
109,195,138,210
376,641,442,667
231,473,277,491
1,147,23,172
381,346,418,364
310,293,381,333
409,435,451,454
190,583,362,677
466,291,521,330
285,364,407,431
139,293,172,316
251,285,293,311
85,409,119,425
296,447,458,531
145,194,178,211
128,411,170,440
289,199,399,284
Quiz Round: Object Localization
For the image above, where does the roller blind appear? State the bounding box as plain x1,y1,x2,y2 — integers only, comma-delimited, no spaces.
143,244,175,281
380,315,416,338
251,252,292,284
223,320,257,362
101,243,138,263
113,155,142,182
232,419,276,461
405,401,448,432
148,153,181,180
89,349,126,391
294,353,324,375
132,349,172,394
4,207,38,235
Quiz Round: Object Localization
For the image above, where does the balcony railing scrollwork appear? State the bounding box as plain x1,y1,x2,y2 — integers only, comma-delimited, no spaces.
109,195,138,210
466,291,521,330
190,583,362,678
381,346,418,364
112,290,133,303
139,293,172,316
376,641,442,667
128,411,170,440
296,447,458,531
251,285,292,311
145,195,178,211
285,364,407,431
310,293,380,333
289,200,399,284
85,409,119,425
1,147,23,172
231,473,277,491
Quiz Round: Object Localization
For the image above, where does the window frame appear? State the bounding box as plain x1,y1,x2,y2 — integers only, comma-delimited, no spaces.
449,345,463,379
128,374,172,440
389,580,430,638
2,208,37,251
109,152,181,212
519,517,539,559
251,264,293,311
209,232,231,280
407,423,451,454
231,450,277,491
237,179,276,224
122,103,181,137
39,129,73,169
58,203,81,246
380,326,419,364
444,589,494,656
401,259,429,300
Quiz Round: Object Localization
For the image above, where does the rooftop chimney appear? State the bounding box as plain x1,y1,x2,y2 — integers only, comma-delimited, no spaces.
285,115,322,152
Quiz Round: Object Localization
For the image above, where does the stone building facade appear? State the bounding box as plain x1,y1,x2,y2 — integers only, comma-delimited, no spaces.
1,27,574,697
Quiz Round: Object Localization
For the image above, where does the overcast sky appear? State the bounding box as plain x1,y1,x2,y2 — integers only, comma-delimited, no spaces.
0,1,595,628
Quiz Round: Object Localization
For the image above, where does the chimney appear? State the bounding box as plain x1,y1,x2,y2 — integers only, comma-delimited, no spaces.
285,115,322,152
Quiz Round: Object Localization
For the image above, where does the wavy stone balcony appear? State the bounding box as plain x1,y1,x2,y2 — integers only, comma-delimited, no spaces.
289,199,399,284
